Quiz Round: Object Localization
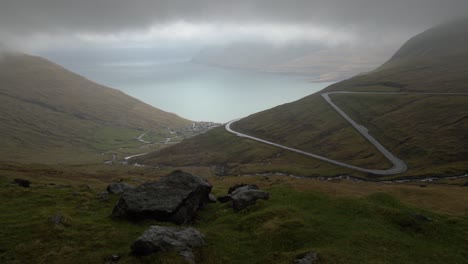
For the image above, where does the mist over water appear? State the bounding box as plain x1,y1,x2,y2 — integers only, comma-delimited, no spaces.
68,61,332,122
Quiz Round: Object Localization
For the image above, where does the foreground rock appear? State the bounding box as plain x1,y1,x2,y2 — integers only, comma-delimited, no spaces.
228,184,258,195
232,190,270,211
294,252,318,264
107,182,135,194
131,225,205,263
112,170,212,224
220,183,269,211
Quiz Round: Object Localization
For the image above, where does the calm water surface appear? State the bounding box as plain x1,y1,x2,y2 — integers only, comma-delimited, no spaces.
77,61,332,122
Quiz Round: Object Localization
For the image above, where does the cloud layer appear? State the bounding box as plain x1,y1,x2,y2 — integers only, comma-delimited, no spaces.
1,0,467,61
2,0,468,39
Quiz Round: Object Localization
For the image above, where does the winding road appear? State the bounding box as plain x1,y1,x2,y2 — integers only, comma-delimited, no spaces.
226,91,468,175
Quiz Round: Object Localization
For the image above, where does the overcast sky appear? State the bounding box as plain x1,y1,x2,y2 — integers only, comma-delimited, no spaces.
1,0,467,54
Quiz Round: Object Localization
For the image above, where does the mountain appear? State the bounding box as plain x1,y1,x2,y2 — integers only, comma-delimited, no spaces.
0,53,192,163
137,19,468,179
192,42,392,82
327,18,468,93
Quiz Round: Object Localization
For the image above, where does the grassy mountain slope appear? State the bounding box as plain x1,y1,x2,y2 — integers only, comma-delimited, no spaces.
327,18,468,93
138,19,468,178
0,53,191,163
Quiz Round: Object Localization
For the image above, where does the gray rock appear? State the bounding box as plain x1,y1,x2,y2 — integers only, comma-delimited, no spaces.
231,190,270,211
213,164,228,176
208,194,217,203
228,184,258,195
294,252,318,264
107,182,135,194
112,170,212,224
231,185,259,196
131,225,205,263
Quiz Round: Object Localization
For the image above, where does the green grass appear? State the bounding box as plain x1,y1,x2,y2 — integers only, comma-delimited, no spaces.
197,188,468,264
90,126,143,151
0,173,467,264
137,127,358,177
331,94,468,177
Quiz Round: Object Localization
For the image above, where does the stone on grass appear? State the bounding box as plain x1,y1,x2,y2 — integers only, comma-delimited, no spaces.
228,184,258,195
231,190,270,212
131,225,205,263
208,194,217,203
112,170,212,224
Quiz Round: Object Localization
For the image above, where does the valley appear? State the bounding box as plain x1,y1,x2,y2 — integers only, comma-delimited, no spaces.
0,11,467,264
136,19,468,180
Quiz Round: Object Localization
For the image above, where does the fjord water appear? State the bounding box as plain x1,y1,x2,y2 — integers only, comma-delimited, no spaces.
77,61,332,122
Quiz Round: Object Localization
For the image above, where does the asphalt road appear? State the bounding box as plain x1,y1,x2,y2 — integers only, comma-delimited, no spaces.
225,91,468,175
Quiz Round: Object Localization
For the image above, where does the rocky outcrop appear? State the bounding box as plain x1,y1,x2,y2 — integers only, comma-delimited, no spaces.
107,182,135,194
112,170,212,224
131,225,205,263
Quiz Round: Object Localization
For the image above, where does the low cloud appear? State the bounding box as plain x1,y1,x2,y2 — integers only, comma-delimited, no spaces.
1,0,466,64
2,1,468,46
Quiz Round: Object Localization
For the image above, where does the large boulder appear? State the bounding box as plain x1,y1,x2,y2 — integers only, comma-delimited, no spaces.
131,225,205,263
231,190,270,212
112,170,212,224
107,182,135,194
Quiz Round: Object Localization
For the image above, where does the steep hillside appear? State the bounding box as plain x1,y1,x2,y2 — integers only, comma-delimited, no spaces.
327,18,468,93
0,53,192,163
137,19,468,179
